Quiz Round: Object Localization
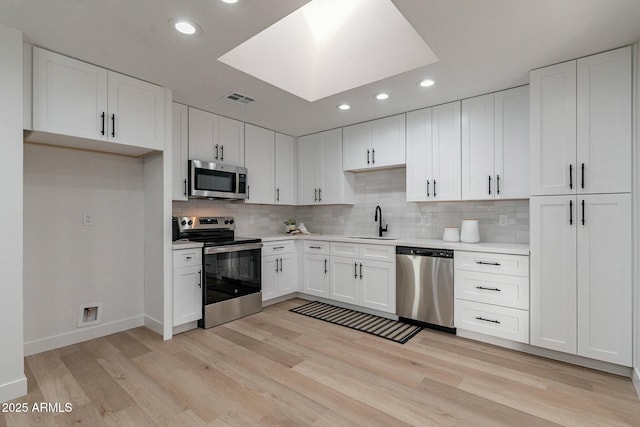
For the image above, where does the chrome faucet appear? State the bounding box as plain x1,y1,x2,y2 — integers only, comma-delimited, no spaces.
374,205,388,237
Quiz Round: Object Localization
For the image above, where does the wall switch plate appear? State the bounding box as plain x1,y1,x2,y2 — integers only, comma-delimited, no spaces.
499,214,508,227
83,212,95,226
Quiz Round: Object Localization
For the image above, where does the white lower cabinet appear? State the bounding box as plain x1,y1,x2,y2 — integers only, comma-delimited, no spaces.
173,249,203,327
530,193,632,366
262,241,297,301
454,250,530,344
330,257,359,305
302,240,330,297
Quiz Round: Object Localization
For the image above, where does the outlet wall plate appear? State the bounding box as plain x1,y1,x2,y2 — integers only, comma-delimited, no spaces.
78,302,103,327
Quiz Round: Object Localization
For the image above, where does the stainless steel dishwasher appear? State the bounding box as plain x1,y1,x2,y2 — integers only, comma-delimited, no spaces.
396,247,455,333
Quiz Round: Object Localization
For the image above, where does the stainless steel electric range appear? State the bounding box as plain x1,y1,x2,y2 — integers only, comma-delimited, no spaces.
173,216,262,329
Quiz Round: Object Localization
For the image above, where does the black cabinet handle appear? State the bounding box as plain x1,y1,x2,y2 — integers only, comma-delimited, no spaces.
183,179,187,197
488,175,492,195
581,199,585,225
433,180,437,197
367,149,370,165
324,259,327,274
111,114,115,138
426,180,430,197
476,261,500,266
359,263,363,279
318,188,322,202
220,145,224,161
275,259,279,273
314,189,318,202
476,286,501,292
279,257,283,272
569,199,573,225
581,163,585,189
372,148,375,164
276,188,280,202
198,270,202,288
475,316,500,324
215,144,219,160
101,112,105,136
273,246,285,250
569,164,573,189
247,185,250,200
354,262,358,278
496,175,500,195
310,246,322,249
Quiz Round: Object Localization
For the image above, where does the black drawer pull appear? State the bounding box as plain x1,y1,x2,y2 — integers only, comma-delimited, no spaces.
475,316,500,324
476,261,500,266
475,286,501,292
309,246,322,249
272,246,285,250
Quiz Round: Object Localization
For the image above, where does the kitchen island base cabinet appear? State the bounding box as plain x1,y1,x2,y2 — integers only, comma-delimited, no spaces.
173,249,202,327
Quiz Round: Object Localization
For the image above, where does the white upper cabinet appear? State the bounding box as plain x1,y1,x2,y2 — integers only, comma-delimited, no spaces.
171,103,188,201
298,129,354,205
530,46,631,196
188,108,245,166
275,133,297,205
343,114,406,171
32,47,165,152
462,87,530,200
244,124,275,204
406,101,461,202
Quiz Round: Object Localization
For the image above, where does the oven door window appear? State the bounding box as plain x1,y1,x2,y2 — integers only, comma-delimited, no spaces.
195,168,236,194
204,249,261,304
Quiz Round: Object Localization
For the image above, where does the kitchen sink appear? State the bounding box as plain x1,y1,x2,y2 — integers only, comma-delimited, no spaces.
348,236,398,240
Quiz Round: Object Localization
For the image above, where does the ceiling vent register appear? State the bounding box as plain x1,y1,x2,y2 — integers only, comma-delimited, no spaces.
225,93,255,104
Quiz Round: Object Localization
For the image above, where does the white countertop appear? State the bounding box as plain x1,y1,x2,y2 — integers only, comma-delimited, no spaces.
260,234,529,255
172,240,204,250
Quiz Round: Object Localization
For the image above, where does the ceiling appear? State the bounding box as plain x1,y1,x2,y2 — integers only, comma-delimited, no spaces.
2,0,640,137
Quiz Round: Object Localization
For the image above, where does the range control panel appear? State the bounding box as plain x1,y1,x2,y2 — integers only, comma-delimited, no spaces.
176,216,235,232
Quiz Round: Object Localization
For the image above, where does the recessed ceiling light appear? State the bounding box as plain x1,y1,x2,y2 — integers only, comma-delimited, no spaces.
169,18,201,35
419,79,435,87
374,92,389,100
337,104,351,111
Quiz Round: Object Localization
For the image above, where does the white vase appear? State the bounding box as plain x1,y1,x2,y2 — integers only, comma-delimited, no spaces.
460,219,480,243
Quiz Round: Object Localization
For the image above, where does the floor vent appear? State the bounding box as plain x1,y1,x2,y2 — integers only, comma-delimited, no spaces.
224,92,256,104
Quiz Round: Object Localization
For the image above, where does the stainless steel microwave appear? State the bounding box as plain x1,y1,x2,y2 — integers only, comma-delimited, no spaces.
189,160,248,200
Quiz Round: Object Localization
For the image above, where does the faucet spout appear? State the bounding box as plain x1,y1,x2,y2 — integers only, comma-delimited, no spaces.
374,205,388,237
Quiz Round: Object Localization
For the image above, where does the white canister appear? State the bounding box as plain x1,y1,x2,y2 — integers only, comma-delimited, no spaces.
442,227,460,242
460,219,480,243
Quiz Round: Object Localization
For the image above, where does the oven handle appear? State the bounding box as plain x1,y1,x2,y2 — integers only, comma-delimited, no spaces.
204,243,263,254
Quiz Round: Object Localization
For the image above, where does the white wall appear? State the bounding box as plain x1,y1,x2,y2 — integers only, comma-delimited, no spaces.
633,42,640,395
23,144,145,355
0,24,27,403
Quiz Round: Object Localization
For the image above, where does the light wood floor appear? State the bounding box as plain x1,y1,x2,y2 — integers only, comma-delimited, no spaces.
2,298,640,426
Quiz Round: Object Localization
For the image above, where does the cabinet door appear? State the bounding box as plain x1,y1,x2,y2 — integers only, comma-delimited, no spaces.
495,85,530,199
275,133,296,205
360,260,395,314
278,253,297,295
370,114,406,168
173,266,202,326
107,71,165,150
33,47,108,141
330,257,359,305
342,122,370,171
297,134,318,204
577,47,631,194
172,103,188,201
529,195,577,354
462,94,495,200
530,61,577,196
218,116,245,167
244,124,275,204
431,101,461,201
317,128,343,204
577,194,631,365
188,107,218,161
261,256,279,301
303,254,329,297
406,108,433,201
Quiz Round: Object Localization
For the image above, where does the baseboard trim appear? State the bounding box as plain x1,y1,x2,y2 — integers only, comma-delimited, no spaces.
0,376,28,404
144,315,163,336
633,368,640,398
456,329,632,377
24,315,145,356
263,293,298,307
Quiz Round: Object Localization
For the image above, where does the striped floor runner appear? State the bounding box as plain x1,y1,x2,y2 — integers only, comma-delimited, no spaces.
289,301,423,344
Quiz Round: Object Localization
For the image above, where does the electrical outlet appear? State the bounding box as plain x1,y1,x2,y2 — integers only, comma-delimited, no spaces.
249,215,254,224
499,214,508,227
83,212,95,226
339,215,344,224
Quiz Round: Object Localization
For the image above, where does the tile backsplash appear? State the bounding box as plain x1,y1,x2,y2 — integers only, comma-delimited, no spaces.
173,167,529,244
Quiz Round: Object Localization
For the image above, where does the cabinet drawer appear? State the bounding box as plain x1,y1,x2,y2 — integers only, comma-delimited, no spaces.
455,251,529,276
455,270,529,310
263,240,295,255
173,249,202,268
331,242,359,257
359,244,395,262
455,299,529,343
304,240,330,255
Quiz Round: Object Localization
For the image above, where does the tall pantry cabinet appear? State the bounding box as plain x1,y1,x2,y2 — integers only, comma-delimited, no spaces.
529,46,632,366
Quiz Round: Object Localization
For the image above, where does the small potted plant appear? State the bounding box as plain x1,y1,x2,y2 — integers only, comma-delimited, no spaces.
283,218,297,233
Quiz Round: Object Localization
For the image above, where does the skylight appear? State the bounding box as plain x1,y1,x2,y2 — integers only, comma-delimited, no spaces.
218,0,438,102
